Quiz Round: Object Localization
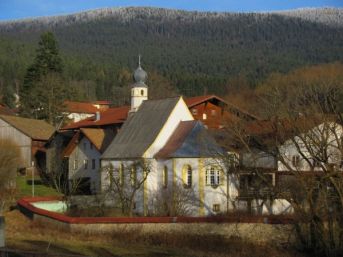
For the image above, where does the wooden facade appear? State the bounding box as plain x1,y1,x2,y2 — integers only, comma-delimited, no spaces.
0,118,32,168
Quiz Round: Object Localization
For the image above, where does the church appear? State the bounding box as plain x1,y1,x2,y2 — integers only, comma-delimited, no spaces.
100,60,232,216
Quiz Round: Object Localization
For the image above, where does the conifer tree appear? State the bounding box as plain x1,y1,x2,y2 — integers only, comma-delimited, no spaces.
20,32,67,124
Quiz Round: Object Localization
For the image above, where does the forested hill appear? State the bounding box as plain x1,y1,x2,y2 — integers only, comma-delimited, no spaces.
0,7,342,103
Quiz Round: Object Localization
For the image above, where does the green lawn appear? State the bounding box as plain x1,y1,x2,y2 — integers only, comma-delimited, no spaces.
16,176,61,198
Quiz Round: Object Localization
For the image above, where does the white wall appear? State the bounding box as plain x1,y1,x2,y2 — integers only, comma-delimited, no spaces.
68,137,102,193
278,122,343,171
67,113,94,123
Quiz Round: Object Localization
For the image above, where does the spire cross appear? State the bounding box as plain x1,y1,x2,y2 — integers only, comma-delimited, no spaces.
138,54,141,67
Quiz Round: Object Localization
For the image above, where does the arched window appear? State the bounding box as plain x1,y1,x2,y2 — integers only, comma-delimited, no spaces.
162,166,168,188
141,89,144,96
119,163,124,186
130,165,136,187
182,165,192,188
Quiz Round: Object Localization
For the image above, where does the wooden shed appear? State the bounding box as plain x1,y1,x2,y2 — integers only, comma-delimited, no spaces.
0,115,55,169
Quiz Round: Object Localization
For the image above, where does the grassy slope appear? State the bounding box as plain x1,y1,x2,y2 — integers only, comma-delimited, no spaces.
16,176,61,199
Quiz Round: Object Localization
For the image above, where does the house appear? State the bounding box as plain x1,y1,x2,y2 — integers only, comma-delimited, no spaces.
64,100,111,123
100,63,230,217
63,128,115,194
185,95,257,129
0,115,55,170
233,117,343,214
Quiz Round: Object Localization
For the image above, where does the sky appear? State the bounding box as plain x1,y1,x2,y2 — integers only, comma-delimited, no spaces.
0,0,342,21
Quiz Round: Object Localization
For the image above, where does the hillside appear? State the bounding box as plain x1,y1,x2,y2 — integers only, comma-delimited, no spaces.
0,7,342,102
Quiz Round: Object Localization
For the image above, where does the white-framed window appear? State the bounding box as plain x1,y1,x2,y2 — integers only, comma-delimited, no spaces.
292,155,301,168
84,159,88,169
162,166,168,188
202,113,207,120
206,166,221,187
140,89,144,96
73,160,78,170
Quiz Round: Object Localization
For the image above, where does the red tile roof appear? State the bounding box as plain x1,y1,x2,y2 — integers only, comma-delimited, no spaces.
62,95,258,130
64,101,101,114
185,95,228,108
62,106,130,130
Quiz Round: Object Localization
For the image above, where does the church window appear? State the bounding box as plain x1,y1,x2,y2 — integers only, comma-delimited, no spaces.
206,166,222,187
141,89,144,96
119,163,124,186
163,166,168,188
130,165,137,187
183,165,192,188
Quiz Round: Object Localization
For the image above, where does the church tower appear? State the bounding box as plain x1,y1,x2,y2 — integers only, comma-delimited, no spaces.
130,55,148,112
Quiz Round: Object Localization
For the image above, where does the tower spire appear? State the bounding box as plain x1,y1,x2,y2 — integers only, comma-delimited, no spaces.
138,54,141,68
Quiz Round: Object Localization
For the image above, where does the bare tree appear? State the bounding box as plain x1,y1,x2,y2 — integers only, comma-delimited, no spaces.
0,139,22,215
224,63,343,256
101,159,152,216
150,183,198,216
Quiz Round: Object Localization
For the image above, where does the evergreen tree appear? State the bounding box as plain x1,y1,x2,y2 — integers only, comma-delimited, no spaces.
20,31,64,122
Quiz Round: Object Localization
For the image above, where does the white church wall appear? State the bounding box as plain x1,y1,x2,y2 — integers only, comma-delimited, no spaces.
202,158,229,216
100,159,145,214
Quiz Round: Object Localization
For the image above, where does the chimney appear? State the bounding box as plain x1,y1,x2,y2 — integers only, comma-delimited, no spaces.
95,111,100,121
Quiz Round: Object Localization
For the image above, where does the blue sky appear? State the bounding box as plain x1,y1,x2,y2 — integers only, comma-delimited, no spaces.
0,0,342,21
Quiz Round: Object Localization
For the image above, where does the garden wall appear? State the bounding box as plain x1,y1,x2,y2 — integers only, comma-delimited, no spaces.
17,197,294,245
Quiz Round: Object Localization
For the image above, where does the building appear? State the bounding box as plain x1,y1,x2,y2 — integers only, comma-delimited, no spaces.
0,115,55,169
100,63,230,216
185,95,257,129
64,100,111,123
63,128,115,194
233,117,343,214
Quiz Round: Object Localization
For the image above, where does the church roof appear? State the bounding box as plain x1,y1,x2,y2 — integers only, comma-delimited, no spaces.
102,97,180,159
155,120,224,159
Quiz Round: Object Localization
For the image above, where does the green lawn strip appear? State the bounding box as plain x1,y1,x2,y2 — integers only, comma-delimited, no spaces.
16,176,61,198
